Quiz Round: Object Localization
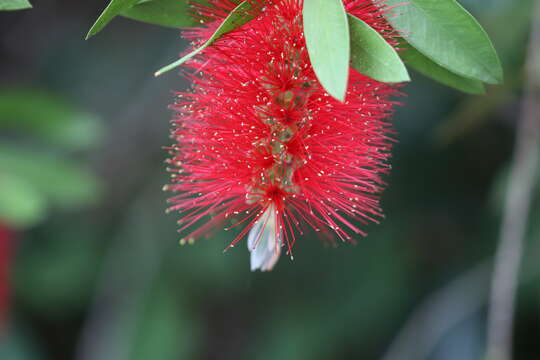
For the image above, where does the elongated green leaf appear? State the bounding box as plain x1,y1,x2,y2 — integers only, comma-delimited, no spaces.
0,146,100,208
383,0,503,84
0,0,31,11
86,0,140,39
348,14,409,83
0,173,46,229
0,88,103,150
154,1,253,77
121,0,195,28
400,44,485,94
303,0,350,102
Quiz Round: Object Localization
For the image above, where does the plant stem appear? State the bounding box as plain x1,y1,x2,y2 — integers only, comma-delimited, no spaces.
486,2,540,359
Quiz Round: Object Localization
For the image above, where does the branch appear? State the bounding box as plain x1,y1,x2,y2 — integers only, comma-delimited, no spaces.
485,1,540,359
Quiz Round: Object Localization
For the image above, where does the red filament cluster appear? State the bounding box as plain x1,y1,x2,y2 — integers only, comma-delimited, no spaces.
165,0,401,269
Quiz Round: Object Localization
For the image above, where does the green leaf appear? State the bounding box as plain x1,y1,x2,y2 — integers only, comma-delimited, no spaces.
86,0,141,40
0,0,31,11
303,0,350,102
400,43,485,94
348,14,409,83
154,0,254,77
121,0,195,28
0,145,100,209
0,88,103,150
382,0,503,84
0,173,46,229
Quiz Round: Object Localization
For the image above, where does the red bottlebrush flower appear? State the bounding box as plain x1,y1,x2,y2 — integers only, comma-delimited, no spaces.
165,0,401,271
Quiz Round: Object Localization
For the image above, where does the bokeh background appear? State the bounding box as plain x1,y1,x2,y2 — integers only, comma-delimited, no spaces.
1,0,539,359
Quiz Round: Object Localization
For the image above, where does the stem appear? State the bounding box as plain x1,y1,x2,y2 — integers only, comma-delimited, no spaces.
485,2,540,359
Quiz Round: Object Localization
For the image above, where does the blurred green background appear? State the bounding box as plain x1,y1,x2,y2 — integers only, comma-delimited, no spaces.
1,0,539,359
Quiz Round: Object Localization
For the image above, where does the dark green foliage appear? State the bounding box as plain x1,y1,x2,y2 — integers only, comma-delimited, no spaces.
121,0,196,28
0,90,101,229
